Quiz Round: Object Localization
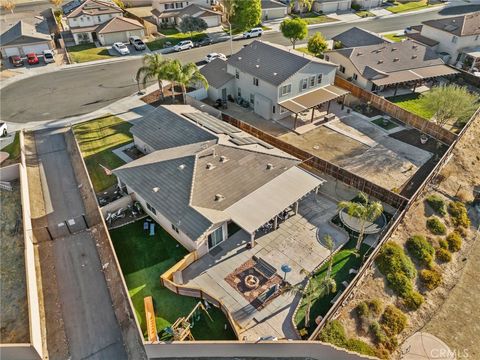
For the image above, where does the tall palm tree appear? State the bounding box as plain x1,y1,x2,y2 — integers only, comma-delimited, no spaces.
323,234,335,279
135,54,171,101
168,60,208,104
337,192,383,251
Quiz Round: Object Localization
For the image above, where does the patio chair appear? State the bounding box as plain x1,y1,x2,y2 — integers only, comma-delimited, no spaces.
149,223,155,236
253,257,277,279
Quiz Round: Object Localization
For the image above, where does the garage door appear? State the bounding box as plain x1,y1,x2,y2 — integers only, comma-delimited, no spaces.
254,93,272,120
22,43,50,55
203,15,220,27
103,32,128,45
4,47,20,57
263,8,286,20
318,2,338,13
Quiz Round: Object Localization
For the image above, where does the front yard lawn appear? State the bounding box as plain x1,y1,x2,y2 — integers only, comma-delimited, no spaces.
387,93,435,120
383,33,406,42
110,220,236,340
67,44,111,63
146,31,207,51
356,10,375,18
292,12,337,25
2,132,20,165
386,0,440,13
73,115,133,192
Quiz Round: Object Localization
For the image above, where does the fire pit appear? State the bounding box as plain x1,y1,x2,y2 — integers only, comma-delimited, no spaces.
244,274,260,289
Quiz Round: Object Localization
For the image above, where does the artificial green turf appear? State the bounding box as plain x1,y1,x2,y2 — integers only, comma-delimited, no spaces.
73,115,133,192
2,132,20,163
371,117,399,130
383,33,406,42
110,220,237,340
67,44,111,63
387,93,436,120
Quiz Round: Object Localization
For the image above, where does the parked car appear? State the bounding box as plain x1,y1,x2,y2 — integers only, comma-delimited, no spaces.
404,26,416,34
8,55,24,67
26,53,39,65
0,122,7,137
129,36,146,51
173,40,193,52
43,49,55,64
194,36,213,47
113,42,130,55
243,27,263,39
205,52,226,63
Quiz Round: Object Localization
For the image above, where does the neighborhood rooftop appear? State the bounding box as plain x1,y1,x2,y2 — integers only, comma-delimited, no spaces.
0,20,51,46
332,27,387,48
261,0,287,9
422,11,480,36
227,40,337,86
67,0,122,18
199,58,235,88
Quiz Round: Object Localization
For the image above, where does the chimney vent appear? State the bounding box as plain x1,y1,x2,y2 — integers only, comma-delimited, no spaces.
266,163,274,170
215,194,225,202
152,187,160,193
206,162,215,170
178,164,186,170
377,60,384,64
220,155,228,163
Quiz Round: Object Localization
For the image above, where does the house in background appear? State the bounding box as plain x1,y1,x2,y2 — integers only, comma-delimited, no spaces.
351,0,383,9
200,40,348,124
313,0,351,14
151,0,222,28
0,20,54,57
332,27,387,49
114,105,324,256
261,0,288,21
325,39,459,94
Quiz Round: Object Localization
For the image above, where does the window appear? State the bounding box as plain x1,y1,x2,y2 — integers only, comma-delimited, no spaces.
301,78,308,90
250,93,255,104
280,84,291,96
352,73,358,80
272,105,276,114
175,2,183,8
325,55,330,61
146,203,156,215
208,226,224,249
309,76,315,87
339,65,346,73
253,77,259,86
237,87,241,97
165,3,172,9
317,74,322,84
235,69,239,79
475,35,479,41
171,224,179,233
452,36,458,43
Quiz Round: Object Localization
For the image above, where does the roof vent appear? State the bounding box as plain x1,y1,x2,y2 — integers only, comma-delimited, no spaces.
206,162,215,170
255,64,260,68
219,155,228,163
152,187,160,193
377,60,384,64
273,72,278,76
357,51,363,56
393,58,399,62
178,164,186,170
214,194,225,202
266,163,274,170
412,45,418,49
238,56,242,60
412,55,417,59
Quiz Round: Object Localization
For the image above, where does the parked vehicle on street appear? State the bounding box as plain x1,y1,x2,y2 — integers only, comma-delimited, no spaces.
113,42,130,55
173,40,193,51
129,36,146,51
43,49,55,63
0,122,7,137
26,53,39,65
205,52,226,63
243,27,263,39
194,36,213,47
8,55,24,67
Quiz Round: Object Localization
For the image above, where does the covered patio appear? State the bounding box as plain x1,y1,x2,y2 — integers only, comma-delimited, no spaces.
278,85,350,131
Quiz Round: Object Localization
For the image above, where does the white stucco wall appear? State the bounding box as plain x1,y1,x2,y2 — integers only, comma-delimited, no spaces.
313,0,351,14
261,7,287,20
73,31,94,44
352,0,382,9
68,12,120,28
325,51,371,89
133,135,155,154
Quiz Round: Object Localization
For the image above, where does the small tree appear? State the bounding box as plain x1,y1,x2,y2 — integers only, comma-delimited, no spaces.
2,0,16,14
231,0,262,32
338,192,384,251
179,16,208,38
280,18,307,49
421,84,478,128
307,32,328,58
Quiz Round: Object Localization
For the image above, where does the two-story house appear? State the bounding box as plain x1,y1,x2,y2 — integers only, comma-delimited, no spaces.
151,0,222,28
67,0,145,45
200,41,346,123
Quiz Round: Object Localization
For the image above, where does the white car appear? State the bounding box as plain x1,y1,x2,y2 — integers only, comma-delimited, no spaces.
113,42,130,55
173,40,193,52
43,49,55,64
243,27,263,39
205,52,227,63
0,122,7,137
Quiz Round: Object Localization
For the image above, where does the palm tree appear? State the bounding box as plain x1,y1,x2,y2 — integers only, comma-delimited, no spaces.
337,192,383,252
135,54,171,101
323,234,335,279
168,60,208,104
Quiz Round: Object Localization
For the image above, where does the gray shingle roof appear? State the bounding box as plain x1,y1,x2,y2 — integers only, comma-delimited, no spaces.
332,27,387,48
0,21,51,46
200,58,234,88
130,106,218,151
227,40,336,86
423,12,480,36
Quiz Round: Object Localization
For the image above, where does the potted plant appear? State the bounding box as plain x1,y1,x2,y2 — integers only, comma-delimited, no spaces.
420,134,428,144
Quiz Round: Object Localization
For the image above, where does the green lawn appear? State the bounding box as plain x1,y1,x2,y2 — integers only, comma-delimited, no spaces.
292,12,337,25
387,93,436,120
73,115,133,192
383,33,406,42
386,0,440,13
67,44,112,63
110,220,236,340
356,10,375,18
2,132,20,164
296,46,315,56
146,31,208,51
371,117,399,130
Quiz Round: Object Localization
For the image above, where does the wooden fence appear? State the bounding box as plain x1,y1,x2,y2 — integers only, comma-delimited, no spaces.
334,76,457,145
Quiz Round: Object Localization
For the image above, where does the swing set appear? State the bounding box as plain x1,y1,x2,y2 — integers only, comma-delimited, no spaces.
165,301,213,341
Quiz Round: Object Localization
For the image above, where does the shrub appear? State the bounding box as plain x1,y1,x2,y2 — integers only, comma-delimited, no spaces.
369,321,387,345
368,299,383,317
381,305,407,337
375,345,391,359
446,232,462,252
438,238,448,249
382,335,399,352
403,290,424,310
386,272,413,298
436,248,452,263
333,40,342,49
376,243,417,280
344,338,377,357
319,320,346,346
448,201,470,228
406,234,435,265
351,3,361,11
426,217,447,235
356,301,370,318
426,194,447,216
419,268,442,290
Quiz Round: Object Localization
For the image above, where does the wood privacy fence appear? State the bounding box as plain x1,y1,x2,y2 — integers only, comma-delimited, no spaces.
334,76,457,145
222,114,409,209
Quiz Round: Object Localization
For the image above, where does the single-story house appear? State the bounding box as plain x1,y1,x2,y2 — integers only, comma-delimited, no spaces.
199,58,235,101
313,0,351,14
261,0,288,20
114,105,325,256
95,16,145,45
152,2,222,28
0,20,54,58
332,27,387,48
352,0,383,9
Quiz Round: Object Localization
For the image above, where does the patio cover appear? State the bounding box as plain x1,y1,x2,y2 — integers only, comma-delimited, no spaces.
278,85,349,114
225,167,325,234
371,65,459,86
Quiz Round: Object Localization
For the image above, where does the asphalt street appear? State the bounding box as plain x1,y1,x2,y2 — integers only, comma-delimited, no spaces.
1,5,479,124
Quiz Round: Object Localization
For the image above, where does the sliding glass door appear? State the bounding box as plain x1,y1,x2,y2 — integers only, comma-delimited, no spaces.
208,226,224,250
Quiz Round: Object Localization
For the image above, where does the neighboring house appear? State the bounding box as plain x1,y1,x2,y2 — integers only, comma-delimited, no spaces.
114,105,325,256
62,0,84,15
332,27,387,48
261,0,288,20
0,20,53,58
151,0,222,28
201,40,346,122
414,12,480,66
351,0,382,9
95,16,145,45
313,0,351,14
325,39,459,93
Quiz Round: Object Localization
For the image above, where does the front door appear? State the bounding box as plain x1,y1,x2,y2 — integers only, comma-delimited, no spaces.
221,88,227,102
208,226,224,250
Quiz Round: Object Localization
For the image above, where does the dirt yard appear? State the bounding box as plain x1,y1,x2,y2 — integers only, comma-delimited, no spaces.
0,181,29,344
331,113,480,359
